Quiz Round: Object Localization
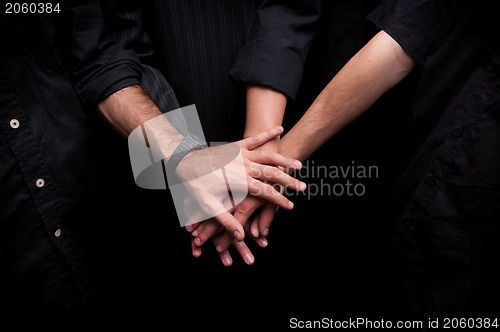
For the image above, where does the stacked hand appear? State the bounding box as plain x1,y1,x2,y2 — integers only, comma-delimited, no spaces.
176,126,305,265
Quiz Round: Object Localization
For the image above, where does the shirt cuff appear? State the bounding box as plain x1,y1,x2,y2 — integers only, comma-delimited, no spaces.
367,6,428,65
230,38,304,100
76,58,141,108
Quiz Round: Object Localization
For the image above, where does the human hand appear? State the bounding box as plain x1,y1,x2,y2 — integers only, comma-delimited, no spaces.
247,136,282,240
186,195,269,265
187,203,266,266
176,126,305,242
184,132,305,265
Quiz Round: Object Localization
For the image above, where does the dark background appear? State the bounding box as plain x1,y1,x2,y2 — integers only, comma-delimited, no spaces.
70,2,419,328
75,70,417,331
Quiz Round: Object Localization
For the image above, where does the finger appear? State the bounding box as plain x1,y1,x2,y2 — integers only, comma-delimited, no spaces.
248,149,302,171
191,219,223,246
248,212,269,247
233,240,255,265
250,220,269,248
191,237,202,257
215,231,235,253
215,228,267,254
214,210,245,242
190,219,209,238
247,177,294,210
238,126,283,150
217,247,233,266
248,163,306,191
233,196,262,228
198,197,246,242
185,221,201,233
214,197,264,252
250,212,260,238
255,235,268,248
258,202,277,237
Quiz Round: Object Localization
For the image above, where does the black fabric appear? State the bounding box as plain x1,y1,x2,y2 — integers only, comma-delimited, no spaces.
230,0,321,100
230,0,382,101
369,0,500,316
104,0,255,143
0,0,141,320
101,0,183,123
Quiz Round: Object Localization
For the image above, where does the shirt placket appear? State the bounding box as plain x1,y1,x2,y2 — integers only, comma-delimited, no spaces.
393,57,500,255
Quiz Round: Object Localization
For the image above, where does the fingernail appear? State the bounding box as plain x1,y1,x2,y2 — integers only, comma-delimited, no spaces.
194,237,201,246
223,255,232,266
260,238,268,247
251,228,259,238
244,253,254,265
293,160,302,168
288,201,294,209
192,230,198,237
216,244,223,252
299,182,307,190
233,230,242,241
193,248,201,257
263,228,269,236
273,126,283,134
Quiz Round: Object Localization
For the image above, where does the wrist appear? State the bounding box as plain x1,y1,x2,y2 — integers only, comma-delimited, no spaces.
244,129,280,153
166,133,208,179
279,134,305,162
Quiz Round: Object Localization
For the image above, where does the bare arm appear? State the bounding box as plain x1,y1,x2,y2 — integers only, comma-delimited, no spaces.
97,85,184,159
280,31,416,161
244,84,288,151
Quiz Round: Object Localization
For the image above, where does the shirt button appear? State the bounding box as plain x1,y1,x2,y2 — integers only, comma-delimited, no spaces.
10,119,20,129
36,178,45,188
55,229,61,238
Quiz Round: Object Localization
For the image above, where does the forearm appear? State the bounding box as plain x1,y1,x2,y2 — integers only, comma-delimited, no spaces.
244,84,287,151
97,85,184,159
280,31,416,161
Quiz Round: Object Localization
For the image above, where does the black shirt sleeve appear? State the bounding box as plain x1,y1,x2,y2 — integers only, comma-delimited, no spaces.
367,0,448,65
230,0,321,100
56,0,142,108
101,0,187,134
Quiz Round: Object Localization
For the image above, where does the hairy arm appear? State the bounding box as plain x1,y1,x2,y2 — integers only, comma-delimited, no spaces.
97,85,184,159
280,31,416,161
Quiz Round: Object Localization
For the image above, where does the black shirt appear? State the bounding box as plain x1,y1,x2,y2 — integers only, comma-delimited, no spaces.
368,0,500,316
103,0,255,143
0,0,141,318
230,0,382,101
230,0,321,101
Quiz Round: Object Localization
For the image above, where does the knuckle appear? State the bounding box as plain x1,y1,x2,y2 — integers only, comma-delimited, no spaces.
264,184,277,195
236,205,251,216
247,136,258,146
262,149,274,159
217,217,230,228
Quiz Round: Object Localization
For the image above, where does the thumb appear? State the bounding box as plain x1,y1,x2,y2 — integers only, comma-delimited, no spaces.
215,210,245,242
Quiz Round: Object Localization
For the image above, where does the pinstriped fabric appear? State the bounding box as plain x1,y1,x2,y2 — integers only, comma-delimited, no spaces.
104,0,255,141
103,0,182,126
140,64,187,133
143,0,255,142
